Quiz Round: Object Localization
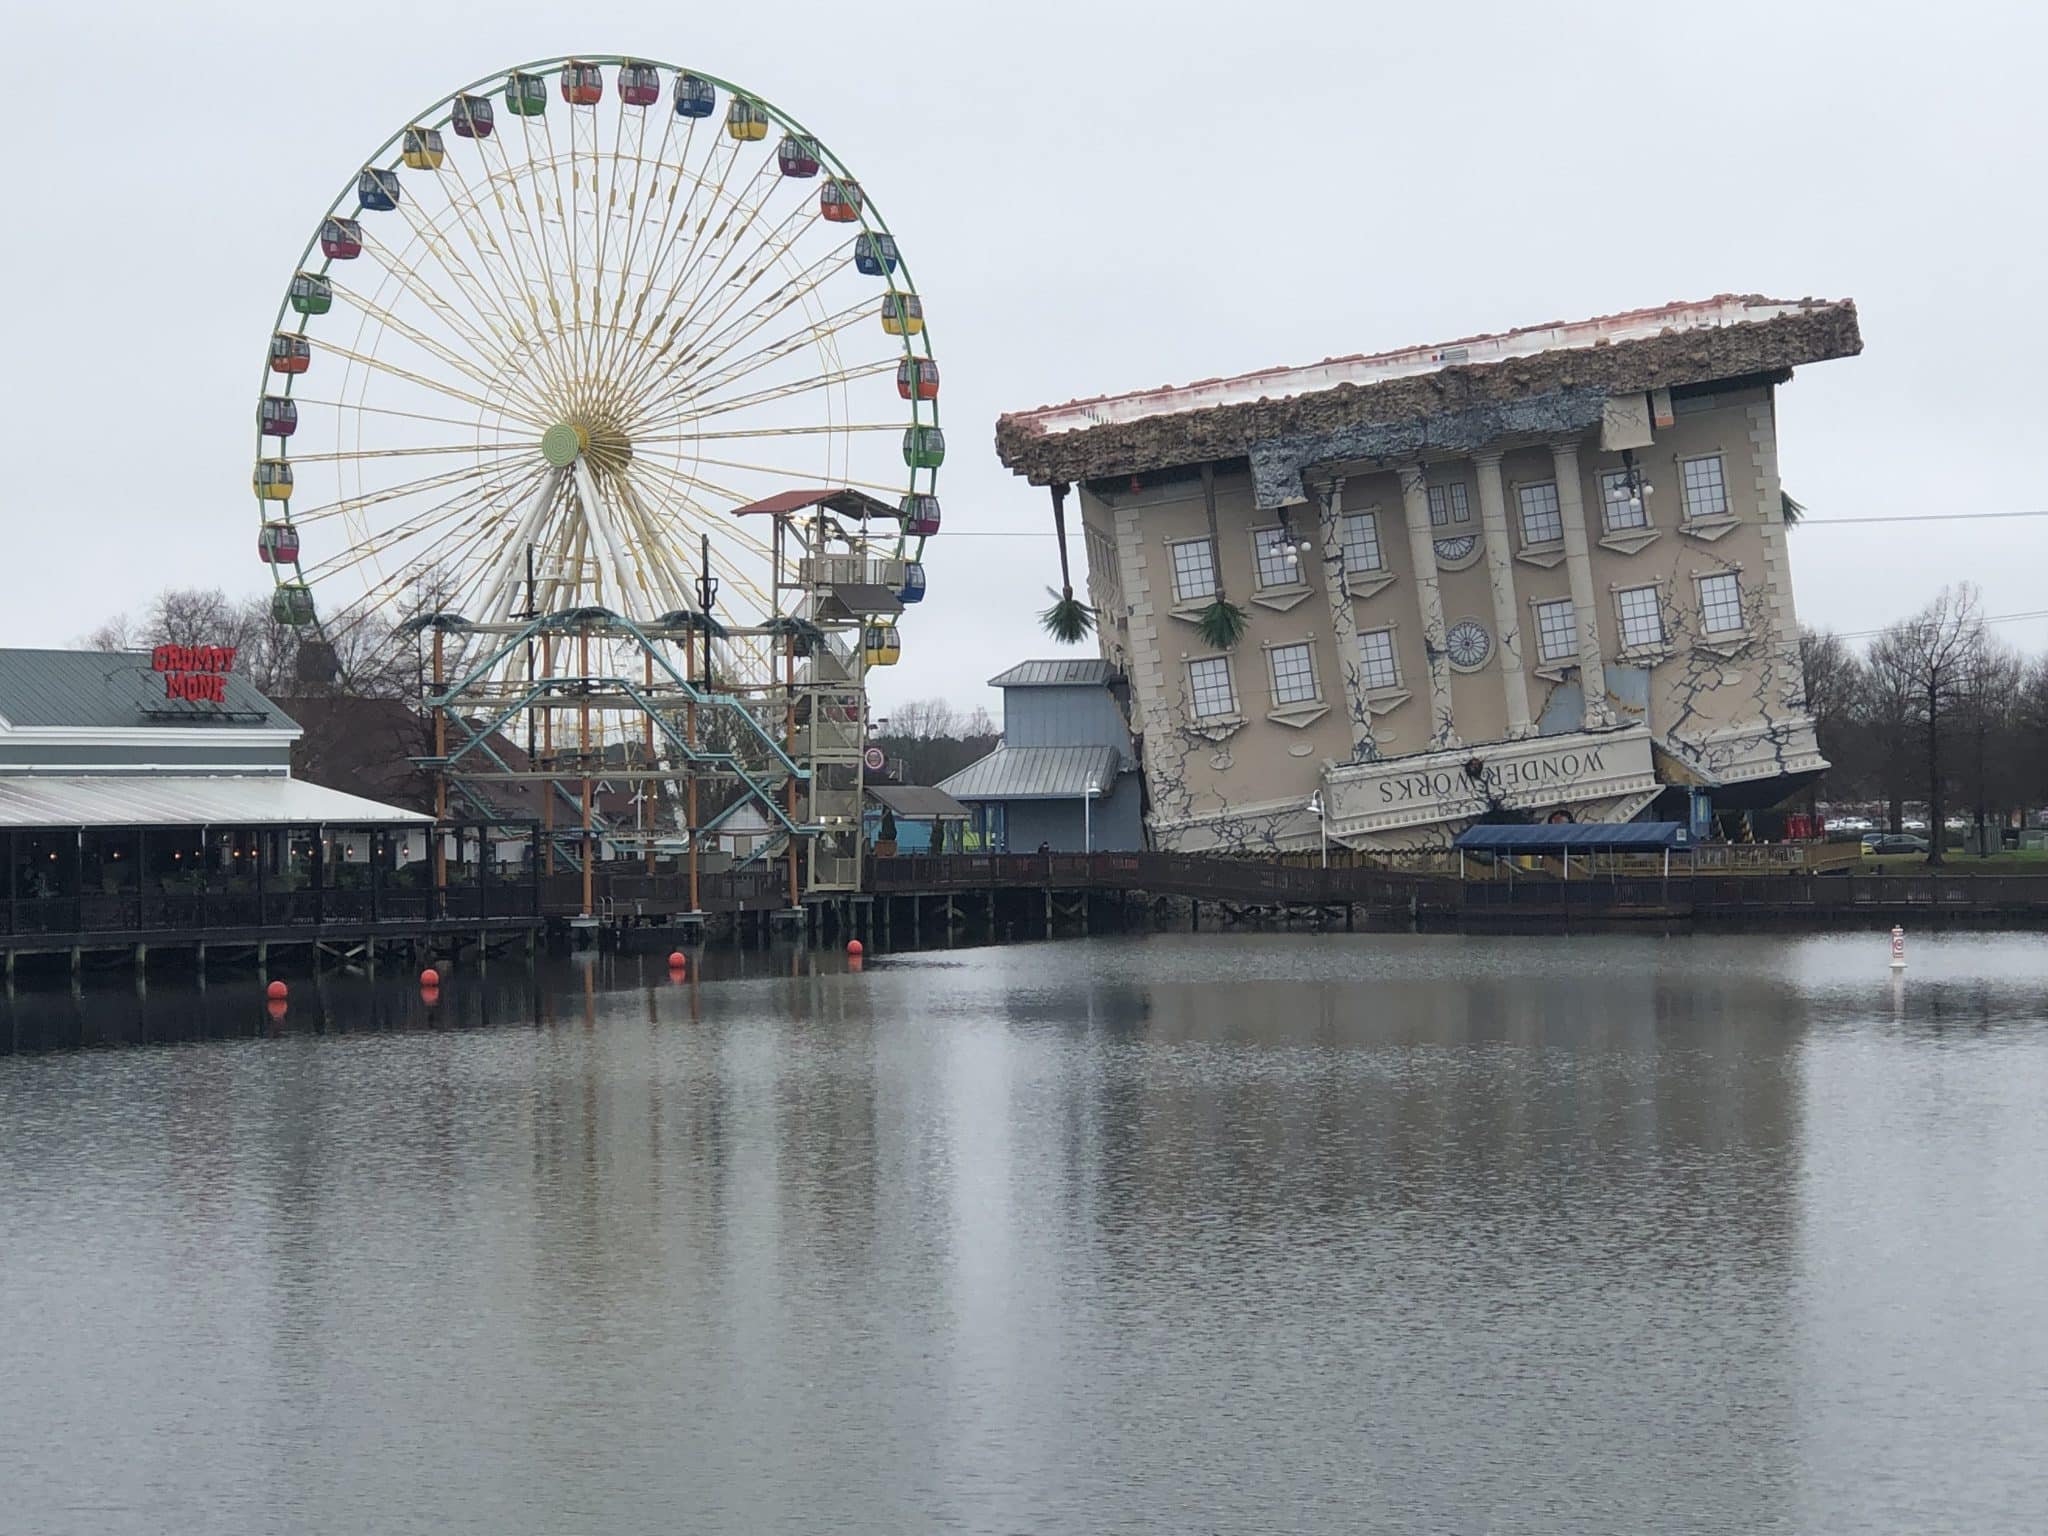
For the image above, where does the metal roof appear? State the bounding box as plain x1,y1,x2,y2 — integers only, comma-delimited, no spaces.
0,775,430,828
1453,821,1690,853
867,784,971,820
0,649,293,731
938,745,1124,802
987,658,1121,689
730,488,901,521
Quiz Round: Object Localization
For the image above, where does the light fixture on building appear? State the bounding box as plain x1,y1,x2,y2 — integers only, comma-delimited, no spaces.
1619,448,1654,512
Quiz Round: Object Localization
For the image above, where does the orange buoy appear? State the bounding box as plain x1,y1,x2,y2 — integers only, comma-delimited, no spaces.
419,967,440,988
667,951,687,969
846,939,863,956
265,979,288,1001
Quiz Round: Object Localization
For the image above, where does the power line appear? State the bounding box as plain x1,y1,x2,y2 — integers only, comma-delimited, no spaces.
1835,608,2048,642
1796,509,2048,527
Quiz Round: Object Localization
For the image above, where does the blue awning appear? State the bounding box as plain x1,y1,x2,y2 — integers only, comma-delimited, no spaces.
1453,821,1690,853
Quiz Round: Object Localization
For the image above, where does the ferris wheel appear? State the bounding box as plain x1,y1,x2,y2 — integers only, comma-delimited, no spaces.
253,55,942,665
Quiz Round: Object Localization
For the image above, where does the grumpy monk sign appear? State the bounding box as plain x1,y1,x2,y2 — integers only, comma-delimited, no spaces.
151,644,237,704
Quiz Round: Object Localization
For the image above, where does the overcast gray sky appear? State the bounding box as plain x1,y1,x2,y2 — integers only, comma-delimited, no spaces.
7,0,2044,721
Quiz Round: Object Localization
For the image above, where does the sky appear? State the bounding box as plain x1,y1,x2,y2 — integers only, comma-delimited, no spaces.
7,0,2047,722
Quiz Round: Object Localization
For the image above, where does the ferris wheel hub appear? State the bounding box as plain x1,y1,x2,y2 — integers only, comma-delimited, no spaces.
540,422,586,468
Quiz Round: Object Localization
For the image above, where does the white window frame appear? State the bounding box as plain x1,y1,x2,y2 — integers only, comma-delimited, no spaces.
1696,571,1745,636
1249,525,1307,591
1613,583,1668,654
1187,655,1238,721
1169,537,1219,604
1266,640,1321,706
1516,480,1564,547
1532,597,1578,665
1680,454,1730,523
1427,482,1472,527
1337,509,1384,574
1357,626,1402,693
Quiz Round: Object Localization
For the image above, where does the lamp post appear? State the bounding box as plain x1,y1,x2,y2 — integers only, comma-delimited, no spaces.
1084,777,1101,853
1307,790,1327,869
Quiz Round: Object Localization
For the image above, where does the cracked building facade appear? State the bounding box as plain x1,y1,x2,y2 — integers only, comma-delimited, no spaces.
994,296,1861,853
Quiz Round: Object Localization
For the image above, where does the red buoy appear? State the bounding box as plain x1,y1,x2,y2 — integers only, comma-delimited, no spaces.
846,939,863,956
419,967,440,988
667,951,687,970
266,979,288,1000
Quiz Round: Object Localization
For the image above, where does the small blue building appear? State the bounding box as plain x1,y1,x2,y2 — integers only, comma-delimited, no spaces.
939,660,1143,853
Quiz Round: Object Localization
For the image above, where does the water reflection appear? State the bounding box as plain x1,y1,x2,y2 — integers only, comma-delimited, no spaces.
2,933,2045,1533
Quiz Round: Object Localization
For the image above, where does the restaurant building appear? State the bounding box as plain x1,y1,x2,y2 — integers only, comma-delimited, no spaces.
995,296,1859,852
0,647,437,952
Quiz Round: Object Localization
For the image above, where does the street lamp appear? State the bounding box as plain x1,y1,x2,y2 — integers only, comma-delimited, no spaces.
1307,789,1328,869
1085,776,1102,853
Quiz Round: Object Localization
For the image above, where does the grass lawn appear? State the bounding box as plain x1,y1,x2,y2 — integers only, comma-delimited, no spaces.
1859,848,2048,873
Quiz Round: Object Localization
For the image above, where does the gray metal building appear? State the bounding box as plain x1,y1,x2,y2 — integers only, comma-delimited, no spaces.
939,660,1144,852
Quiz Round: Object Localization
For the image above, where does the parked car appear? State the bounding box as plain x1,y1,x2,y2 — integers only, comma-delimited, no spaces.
1903,818,1928,831
1833,815,1873,832
1864,833,1930,855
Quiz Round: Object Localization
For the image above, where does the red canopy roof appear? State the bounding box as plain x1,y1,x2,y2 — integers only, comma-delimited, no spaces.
730,488,900,520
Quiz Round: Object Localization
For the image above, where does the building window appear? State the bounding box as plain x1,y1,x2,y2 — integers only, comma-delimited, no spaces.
1444,618,1492,671
1170,538,1218,603
1268,642,1319,705
1427,482,1471,526
1599,469,1650,532
1615,584,1666,650
1698,572,1744,634
1534,598,1577,664
1517,481,1563,545
1681,454,1729,520
1358,628,1401,691
1338,510,1383,574
1252,528,1304,590
1188,656,1236,719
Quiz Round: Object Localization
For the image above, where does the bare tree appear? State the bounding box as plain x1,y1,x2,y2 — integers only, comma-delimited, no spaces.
1957,638,2026,852
1798,626,1863,813
1867,585,1984,864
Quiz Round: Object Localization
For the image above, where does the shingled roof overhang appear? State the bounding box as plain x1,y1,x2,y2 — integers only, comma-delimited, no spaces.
994,295,1861,492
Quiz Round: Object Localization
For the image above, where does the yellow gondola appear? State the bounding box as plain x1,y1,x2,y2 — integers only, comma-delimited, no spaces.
862,622,901,667
402,125,445,170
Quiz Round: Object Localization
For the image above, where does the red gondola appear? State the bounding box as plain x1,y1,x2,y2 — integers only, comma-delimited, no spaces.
820,177,863,223
561,60,603,105
269,333,311,375
452,93,495,138
258,521,301,564
619,61,660,106
777,134,821,178
897,357,940,401
319,216,363,260
900,494,941,537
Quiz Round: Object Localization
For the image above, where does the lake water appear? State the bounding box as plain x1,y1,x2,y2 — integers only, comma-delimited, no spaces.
3,931,2046,1534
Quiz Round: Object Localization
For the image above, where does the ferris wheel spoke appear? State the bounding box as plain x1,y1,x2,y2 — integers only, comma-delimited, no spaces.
633,359,894,434
610,134,755,382
294,397,504,434
311,338,550,426
612,455,776,563
638,422,905,446
328,275,549,412
460,136,584,398
366,196,539,380
600,118,729,380
651,181,819,364
641,295,878,423
613,224,849,408
288,453,537,525
597,109,682,366
307,467,540,569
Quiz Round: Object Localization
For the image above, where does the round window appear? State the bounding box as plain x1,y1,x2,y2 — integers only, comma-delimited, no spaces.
1445,618,1492,671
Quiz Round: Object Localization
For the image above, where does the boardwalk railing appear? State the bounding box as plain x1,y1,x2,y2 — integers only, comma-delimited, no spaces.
871,854,2048,919
868,853,1453,908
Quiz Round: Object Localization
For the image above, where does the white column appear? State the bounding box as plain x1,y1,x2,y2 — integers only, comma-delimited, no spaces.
1313,476,1377,762
1472,451,1533,740
1399,466,1460,750
1551,440,1613,729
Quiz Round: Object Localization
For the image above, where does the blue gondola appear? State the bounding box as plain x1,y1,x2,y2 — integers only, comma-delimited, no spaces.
357,167,401,211
897,561,926,604
673,72,717,118
854,231,899,276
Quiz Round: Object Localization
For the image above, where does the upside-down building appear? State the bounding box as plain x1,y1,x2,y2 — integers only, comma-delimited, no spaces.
994,295,1860,851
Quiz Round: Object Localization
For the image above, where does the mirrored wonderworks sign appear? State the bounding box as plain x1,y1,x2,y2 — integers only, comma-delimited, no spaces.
1323,724,1660,838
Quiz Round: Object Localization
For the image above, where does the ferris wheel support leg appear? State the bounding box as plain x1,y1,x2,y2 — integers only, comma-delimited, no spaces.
571,458,641,620
481,467,566,630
